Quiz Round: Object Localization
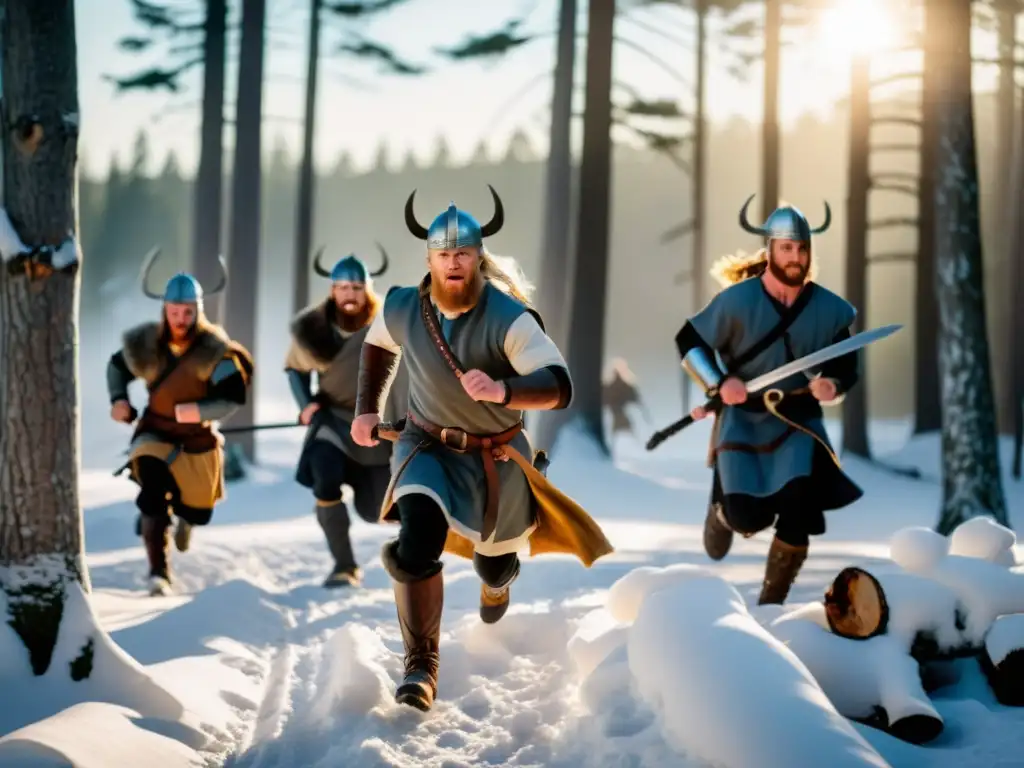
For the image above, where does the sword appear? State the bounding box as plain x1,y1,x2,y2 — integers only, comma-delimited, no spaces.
645,324,902,451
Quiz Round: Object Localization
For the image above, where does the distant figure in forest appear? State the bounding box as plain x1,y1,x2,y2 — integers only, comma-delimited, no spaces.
603,358,649,454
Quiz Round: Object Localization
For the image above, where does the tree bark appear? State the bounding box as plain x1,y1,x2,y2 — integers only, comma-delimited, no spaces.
529,0,577,453
224,0,266,461
192,0,227,323
994,0,1016,434
761,0,781,219
914,0,941,434
931,0,1008,534
564,0,615,453
0,0,91,676
292,0,321,316
842,54,870,457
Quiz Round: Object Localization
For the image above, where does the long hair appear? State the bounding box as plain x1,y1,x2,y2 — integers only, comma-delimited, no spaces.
480,248,534,305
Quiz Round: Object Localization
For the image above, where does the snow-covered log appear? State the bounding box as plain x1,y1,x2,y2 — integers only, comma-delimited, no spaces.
627,574,891,767
891,526,1024,645
979,613,1024,706
770,612,944,744
948,515,1017,566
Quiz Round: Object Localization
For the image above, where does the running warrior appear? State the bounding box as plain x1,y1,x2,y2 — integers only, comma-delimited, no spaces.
108,251,254,596
285,245,408,588
677,195,862,605
351,186,613,712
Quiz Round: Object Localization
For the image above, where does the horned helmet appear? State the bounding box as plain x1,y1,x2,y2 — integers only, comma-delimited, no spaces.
312,243,389,284
404,184,504,249
139,247,227,317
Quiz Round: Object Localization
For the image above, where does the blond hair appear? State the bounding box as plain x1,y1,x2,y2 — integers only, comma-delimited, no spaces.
480,248,534,305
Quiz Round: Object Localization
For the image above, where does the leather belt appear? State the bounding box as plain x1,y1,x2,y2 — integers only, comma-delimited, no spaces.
406,411,522,541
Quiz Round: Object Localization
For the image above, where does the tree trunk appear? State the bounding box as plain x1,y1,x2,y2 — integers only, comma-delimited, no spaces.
292,0,321,316
994,0,1016,434
192,0,227,323
761,0,781,219
224,0,266,462
0,0,91,676
914,0,941,435
842,53,870,457
685,0,708,416
1010,72,1024,479
564,0,615,453
931,0,1008,534
531,0,577,452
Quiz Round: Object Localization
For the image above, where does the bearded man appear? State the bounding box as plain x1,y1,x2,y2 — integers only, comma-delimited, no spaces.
676,195,862,605
351,186,612,712
285,246,408,588
108,250,254,596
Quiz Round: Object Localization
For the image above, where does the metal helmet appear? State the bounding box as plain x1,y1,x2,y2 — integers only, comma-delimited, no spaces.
139,246,227,311
738,194,831,243
404,184,504,249
313,243,389,283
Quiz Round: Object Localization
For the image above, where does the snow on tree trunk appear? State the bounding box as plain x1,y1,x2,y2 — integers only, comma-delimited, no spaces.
564,0,614,454
931,0,1008,535
0,0,92,676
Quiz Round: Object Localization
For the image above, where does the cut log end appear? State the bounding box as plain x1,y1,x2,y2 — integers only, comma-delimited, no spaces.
824,566,889,639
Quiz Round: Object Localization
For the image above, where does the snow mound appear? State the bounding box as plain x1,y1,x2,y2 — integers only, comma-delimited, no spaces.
310,623,395,720
985,613,1024,667
623,572,890,767
0,702,198,768
0,583,210,765
889,525,1024,645
606,563,710,623
949,516,1017,567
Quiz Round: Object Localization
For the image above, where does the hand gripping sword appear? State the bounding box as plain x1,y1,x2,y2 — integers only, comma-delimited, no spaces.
645,324,902,451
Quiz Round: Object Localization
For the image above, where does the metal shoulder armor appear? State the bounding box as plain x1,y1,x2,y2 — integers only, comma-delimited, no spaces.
682,347,725,395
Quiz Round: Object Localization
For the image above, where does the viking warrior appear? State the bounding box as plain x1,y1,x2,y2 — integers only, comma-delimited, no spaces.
107,251,254,596
351,185,613,712
676,194,861,605
603,358,647,446
284,245,408,588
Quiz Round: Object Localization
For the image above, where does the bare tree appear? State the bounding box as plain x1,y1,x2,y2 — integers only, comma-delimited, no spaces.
930,0,1008,533
0,0,93,676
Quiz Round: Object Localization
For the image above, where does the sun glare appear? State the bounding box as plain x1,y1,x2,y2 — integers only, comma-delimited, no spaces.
815,0,900,61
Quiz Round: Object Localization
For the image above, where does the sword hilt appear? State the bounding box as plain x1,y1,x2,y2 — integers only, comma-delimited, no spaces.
645,396,721,451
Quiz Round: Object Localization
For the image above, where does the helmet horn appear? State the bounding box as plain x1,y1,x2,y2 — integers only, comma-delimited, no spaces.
811,201,832,234
140,246,163,299
404,190,429,239
371,242,389,277
479,184,504,238
206,256,228,294
312,246,331,277
738,194,769,237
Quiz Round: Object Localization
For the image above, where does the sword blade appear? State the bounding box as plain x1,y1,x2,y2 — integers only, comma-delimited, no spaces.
744,324,902,393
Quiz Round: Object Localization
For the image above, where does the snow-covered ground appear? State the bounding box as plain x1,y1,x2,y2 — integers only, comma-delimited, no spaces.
1,412,1023,767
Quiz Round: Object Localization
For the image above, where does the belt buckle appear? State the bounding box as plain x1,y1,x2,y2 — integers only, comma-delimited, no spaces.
440,427,468,451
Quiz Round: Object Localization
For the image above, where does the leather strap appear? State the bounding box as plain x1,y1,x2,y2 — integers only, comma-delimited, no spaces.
418,276,466,377
406,411,522,541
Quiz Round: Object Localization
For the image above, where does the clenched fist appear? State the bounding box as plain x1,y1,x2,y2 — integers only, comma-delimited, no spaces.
809,377,838,402
718,376,748,406
300,402,320,425
111,399,134,423
461,369,507,404
351,413,381,447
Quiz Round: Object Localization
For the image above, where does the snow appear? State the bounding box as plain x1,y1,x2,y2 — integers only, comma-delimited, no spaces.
2,411,1024,767
985,613,1024,667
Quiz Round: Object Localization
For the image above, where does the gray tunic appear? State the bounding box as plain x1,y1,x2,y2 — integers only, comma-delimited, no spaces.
287,311,408,468
378,283,549,556
689,279,856,498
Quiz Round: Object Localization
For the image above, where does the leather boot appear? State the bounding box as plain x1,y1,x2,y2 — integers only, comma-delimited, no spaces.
477,555,519,625
140,514,172,594
174,519,192,552
703,502,734,561
381,540,443,711
757,536,808,605
316,500,360,587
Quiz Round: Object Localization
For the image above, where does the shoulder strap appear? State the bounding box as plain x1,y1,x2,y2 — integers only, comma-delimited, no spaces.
725,283,816,373
418,276,466,380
